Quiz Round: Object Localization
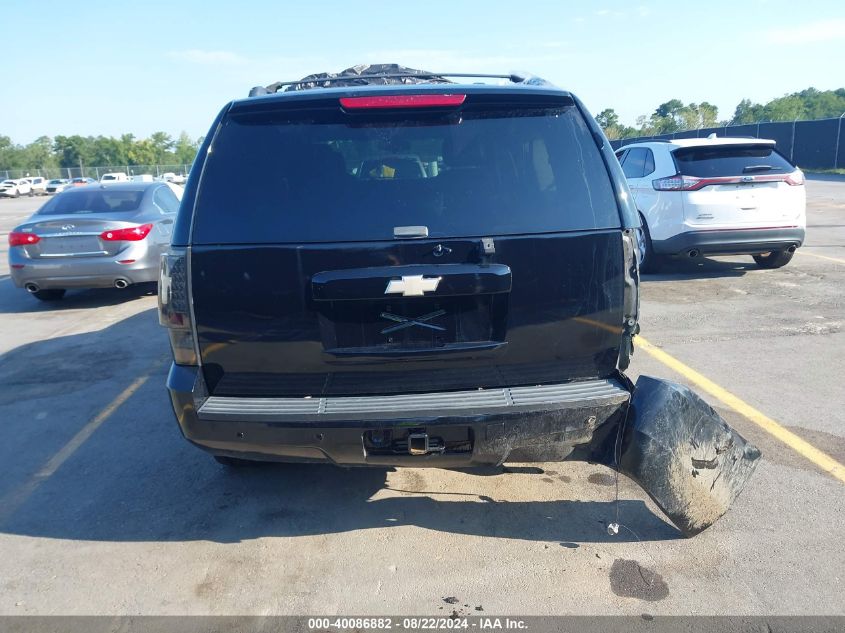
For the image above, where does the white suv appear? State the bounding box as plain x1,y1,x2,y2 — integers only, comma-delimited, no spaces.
616,136,806,271
0,179,33,197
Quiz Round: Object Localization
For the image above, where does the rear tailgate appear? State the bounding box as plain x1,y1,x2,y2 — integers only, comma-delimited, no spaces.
15,188,149,258
190,90,625,397
673,143,805,227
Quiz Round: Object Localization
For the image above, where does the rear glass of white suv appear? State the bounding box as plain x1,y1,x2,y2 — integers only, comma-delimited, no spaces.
192,103,620,243
673,144,795,178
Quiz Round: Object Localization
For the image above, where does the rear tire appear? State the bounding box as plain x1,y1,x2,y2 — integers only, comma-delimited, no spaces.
214,455,256,468
638,214,663,273
753,250,794,269
32,289,66,301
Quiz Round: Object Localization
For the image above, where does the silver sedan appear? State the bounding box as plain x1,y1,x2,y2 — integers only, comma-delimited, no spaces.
8,182,180,301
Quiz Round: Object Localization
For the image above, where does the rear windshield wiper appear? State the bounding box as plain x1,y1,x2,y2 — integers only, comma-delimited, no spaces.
743,165,782,173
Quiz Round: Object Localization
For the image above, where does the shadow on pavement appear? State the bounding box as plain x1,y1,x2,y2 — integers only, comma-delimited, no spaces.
0,277,157,314
0,308,681,546
643,256,755,281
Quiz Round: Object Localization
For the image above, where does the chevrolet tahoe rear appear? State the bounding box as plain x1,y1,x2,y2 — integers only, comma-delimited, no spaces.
159,68,761,536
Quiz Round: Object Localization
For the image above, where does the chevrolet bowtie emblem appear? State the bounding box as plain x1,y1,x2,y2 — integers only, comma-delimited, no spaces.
384,275,442,297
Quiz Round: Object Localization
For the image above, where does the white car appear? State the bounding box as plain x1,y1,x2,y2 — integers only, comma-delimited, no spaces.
45,178,71,194
100,172,129,183
159,172,186,185
0,179,33,198
616,136,806,271
25,176,48,195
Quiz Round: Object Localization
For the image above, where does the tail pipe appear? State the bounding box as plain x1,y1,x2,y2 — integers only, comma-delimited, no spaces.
24,283,39,293
687,249,701,258
114,279,129,289
615,376,761,536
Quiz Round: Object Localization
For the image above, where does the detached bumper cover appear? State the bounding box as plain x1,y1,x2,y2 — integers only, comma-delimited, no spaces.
166,364,761,536
618,376,761,536
653,226,804,256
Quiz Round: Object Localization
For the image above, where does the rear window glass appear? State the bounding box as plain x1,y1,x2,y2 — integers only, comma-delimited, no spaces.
673,144,794,177
193,104,620,243
37,189,145,215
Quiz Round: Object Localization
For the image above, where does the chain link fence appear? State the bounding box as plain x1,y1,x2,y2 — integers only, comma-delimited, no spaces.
610,113,845,170
1,164,192,181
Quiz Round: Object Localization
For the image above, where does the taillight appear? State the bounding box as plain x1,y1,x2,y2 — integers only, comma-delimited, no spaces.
9,231,40,246
100,223,153,241
340,94,467,109
619,229,640,371
652,175,703,191
785,170,805,186
159,248,197,365
655,171,805,190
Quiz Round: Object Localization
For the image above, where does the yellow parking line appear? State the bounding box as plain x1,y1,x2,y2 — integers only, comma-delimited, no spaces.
0,370,155,525
636,335,845,484
797,251,845,265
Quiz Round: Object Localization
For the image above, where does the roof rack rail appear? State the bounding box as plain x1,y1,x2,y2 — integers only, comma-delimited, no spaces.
248,69,544,98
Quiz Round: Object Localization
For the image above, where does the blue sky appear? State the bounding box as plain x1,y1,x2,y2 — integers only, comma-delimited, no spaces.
2,0,843,143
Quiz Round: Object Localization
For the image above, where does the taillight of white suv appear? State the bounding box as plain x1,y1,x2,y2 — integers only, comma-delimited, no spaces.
652,170,805,191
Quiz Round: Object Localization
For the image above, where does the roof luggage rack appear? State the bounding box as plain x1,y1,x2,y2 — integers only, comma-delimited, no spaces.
248,63,547,97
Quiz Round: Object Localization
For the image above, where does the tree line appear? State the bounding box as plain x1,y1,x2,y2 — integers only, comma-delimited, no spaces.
2,87,844,169
596,87,845,140
0,131,203,172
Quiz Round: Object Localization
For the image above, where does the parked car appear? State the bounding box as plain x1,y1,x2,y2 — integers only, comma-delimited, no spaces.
160,172,187,185
615,136,806,271
0,179,33,197
131,174,154,182
8,182,181,300
70,177,97,187
157,65,761,537
25,176,48,195
45,178,71,194
99,172,129,183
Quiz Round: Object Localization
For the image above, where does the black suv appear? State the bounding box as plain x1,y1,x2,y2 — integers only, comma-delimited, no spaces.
159,66,760,536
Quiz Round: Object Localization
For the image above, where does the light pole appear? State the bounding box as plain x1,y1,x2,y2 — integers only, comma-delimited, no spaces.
790,118,799,163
